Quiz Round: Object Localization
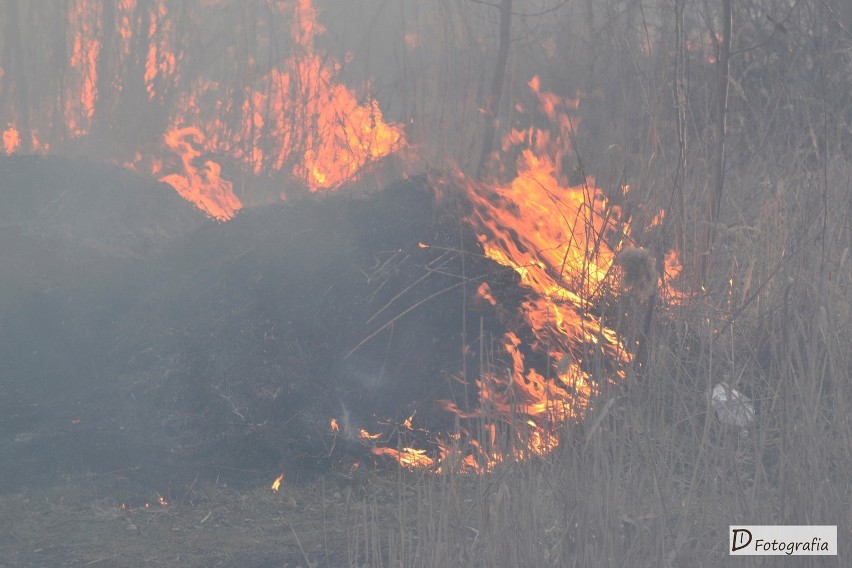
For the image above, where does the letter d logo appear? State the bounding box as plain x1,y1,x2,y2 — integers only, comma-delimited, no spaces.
731,528,752,552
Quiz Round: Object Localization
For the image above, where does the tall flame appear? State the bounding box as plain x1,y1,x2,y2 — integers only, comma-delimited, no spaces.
463,77,630,384
364,78,683,473
158,0,406,209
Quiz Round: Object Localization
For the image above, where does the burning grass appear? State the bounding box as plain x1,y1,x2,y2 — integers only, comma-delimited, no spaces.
3,127,850,567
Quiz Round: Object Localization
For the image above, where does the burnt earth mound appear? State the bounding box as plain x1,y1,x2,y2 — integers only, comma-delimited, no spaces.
111,176,528,486
1,161,530,496
0,156,212,495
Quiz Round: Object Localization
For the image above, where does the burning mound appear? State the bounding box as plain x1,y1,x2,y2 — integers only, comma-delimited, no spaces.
101,175,531,485
2,158,633,493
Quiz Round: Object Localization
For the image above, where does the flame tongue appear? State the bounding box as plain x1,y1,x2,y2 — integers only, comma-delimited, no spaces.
461,80,631,378
158,127,242,221
157,0,406,211
271,472,284,492
465,166,629,371
361,79,633,473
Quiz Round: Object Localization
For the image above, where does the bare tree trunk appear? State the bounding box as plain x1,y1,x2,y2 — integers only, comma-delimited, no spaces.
697,0,731,288
93,0,115,140
475,0,512,180
637,0,689,375
672,0,687,262
3,0,31,152
50,2,70,143
584,0,595,90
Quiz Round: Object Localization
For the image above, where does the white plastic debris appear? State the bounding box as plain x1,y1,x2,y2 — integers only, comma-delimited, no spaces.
711,382,755,429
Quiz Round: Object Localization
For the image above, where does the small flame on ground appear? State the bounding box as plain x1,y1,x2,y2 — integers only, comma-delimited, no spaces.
330,418,339,433
271,473,284,492
371,447,435,470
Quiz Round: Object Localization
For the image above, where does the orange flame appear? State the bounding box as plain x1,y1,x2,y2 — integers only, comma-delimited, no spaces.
368,78,634,473
66,0,100,136
8,0,405,216
2,125,19,154
647,209,666,230
476,282,497,307
664,249,683,280
371,447,435,470
159,127,242,221
348,79,632,474
160,0,406,198
144,2,176,99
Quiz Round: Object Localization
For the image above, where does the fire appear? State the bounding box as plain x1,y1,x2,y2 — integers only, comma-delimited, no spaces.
2,2,690,476
372,447,435,470
66,0,100,136
3,125,19,154
647,209,666,230
144,2,176,99
271,472,284,492
157,0,406,204
476,282,497,307
463,79,631,381
159,127,242,221
354,78,684,474
4,0,405,217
